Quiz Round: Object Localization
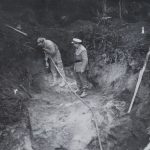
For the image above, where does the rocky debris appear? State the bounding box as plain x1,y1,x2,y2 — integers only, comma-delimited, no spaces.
103,87,150,150
0,123,33,150
0,106,33,150
107,115,149,150
0,69,33,150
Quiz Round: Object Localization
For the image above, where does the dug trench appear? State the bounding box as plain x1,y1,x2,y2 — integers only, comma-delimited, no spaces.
1,60,150,150
1,2,150,149
27,61,150,150
1,22,150,150
1,34,150,150
1,26,150,150
29,72,126,150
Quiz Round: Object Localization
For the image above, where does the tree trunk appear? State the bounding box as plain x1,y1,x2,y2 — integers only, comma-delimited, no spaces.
103,0,107,16
119,0,122,19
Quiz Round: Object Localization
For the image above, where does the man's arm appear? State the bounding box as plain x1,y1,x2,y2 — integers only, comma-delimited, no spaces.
44,52,49,68
81,50,88,72
43,41,57,56
43,48,52,54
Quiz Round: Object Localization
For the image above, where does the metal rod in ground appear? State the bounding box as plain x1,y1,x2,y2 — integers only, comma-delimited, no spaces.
5,24,28,36
128,48,150,113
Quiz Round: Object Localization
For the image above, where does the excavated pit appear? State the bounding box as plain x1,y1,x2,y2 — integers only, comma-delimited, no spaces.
0,1,150,149
28,73,127,150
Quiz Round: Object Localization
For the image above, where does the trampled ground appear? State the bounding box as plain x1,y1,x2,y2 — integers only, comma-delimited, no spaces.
29,74,126,150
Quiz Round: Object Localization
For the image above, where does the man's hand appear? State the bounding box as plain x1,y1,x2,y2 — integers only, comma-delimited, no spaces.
80,68,84,73
43,48,56,56
148,47,150,56
45,61,49,68
43,48,50,54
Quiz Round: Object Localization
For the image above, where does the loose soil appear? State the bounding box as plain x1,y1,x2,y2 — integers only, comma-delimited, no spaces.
29,73,126,150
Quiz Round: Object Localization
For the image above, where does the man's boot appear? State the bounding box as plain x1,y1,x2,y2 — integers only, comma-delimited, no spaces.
74,87,82,95
59,80,66,87
80,89,87,98
51,77,58,86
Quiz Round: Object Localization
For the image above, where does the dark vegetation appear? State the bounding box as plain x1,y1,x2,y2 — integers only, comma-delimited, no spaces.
0,0,150,149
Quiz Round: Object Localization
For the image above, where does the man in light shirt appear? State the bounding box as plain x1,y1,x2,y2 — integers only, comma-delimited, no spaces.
37,37,66,87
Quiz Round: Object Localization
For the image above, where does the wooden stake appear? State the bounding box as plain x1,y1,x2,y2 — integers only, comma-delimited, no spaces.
5,24,28,36
128,47,150,113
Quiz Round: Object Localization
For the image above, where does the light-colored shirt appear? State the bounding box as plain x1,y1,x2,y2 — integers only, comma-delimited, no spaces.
74,45,88,72
44,40,62,64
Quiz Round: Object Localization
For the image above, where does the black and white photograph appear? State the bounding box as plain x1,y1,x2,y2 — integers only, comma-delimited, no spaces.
0,0,150,150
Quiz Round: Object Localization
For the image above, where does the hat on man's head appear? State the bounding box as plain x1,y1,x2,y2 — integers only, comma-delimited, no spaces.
37,37,45,43
72,38,82,44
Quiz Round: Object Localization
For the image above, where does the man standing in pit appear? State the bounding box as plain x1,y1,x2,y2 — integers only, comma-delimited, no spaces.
37,37,66,87
72,38,89,98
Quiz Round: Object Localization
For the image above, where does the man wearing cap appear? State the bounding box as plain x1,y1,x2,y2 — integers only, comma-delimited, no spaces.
37,37,66,87
72,38,88,98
